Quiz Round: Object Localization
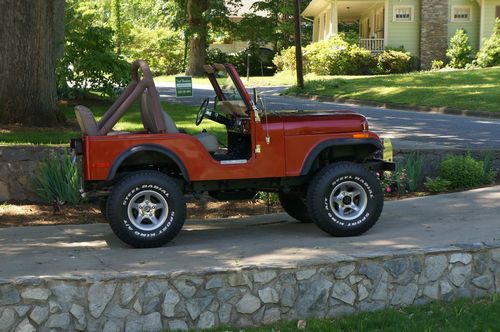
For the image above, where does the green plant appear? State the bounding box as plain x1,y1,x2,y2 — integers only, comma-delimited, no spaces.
402,153,424,192
31,150,82,208
474,18,500,68
480,151,497,184
446,29,474,69
380,169,408,196
377,50,413,74
424,177,452,193
431,59,445,71
439,154,485,189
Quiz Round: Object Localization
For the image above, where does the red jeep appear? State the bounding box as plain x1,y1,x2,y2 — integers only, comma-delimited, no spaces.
71,60,394,248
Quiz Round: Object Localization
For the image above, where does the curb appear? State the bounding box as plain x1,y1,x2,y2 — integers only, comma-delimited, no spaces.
290,93,500,119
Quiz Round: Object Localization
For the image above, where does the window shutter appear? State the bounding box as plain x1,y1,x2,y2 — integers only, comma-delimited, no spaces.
496,6,500,19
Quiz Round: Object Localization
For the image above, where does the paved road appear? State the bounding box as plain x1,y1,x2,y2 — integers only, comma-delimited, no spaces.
1,185,499,279
156,83,500,150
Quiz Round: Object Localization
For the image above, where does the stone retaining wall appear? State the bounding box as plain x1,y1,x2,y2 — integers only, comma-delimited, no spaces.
0,244,499,331
0,146,65,202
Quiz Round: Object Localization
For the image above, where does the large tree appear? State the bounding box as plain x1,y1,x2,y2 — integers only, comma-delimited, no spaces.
167,0,241,76
0,0,65,126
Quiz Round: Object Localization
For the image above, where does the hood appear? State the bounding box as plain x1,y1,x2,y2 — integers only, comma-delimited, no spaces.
267,110,368,136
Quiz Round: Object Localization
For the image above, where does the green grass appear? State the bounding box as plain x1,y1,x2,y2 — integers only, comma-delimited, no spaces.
0,101,226,145
206,295,500,332
287,67,500,113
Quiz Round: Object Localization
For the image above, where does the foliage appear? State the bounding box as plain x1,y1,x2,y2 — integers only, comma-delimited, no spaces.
57,1,131,98
208,47,277,76
125,27,185,75
273,46,299,72
439,154,486,189
380,169,408,196
304,37,350,75
424,177,452,193
329,45,375,75
31,150,81,206
377,50,414,74
401,153,424,191
431,59,445,71
474,18,500,68
446,29,474,69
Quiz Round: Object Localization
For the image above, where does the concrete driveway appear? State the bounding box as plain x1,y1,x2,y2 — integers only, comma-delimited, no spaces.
1,185,499,280
156,83,500,150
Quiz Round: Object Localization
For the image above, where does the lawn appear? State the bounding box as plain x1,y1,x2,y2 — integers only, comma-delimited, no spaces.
287,67,500,113
0,100,226,145
208,295,500,332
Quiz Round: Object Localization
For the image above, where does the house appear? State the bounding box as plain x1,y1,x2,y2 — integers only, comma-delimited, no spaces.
302,0,500,68
209,0,270,54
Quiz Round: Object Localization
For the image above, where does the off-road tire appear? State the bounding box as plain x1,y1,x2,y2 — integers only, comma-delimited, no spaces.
307,162,383,237
107,171,186,248
278,192,312,223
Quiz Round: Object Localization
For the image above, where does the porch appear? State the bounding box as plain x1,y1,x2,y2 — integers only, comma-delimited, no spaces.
304,0,388,54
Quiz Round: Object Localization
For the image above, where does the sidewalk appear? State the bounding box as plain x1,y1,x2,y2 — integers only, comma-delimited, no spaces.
1,186,499,280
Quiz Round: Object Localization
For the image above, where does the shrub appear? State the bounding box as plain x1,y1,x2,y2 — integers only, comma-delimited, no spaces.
57,25,130,99
330,45,376,75
377,50,413,74
424,177,452,193
124,27,185,75
273,46,297,72
431,59,445,71
474,18,500,68
380,169,408,196
32,150,81,208
439,154,485,189
446,29,474,69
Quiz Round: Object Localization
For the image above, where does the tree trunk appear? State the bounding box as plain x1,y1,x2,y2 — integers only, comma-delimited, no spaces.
0,0,64,126
186,0,208,77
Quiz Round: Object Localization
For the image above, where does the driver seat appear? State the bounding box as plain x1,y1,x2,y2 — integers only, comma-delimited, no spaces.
140,91,219,153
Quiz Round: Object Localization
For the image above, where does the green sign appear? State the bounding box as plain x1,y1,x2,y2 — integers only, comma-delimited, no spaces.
175,76,193,98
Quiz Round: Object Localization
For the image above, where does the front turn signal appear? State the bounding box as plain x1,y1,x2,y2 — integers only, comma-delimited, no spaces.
352,133,370,139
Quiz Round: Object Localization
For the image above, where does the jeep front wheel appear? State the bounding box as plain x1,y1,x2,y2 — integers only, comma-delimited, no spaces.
107,171,186,248
307,162,383,237
278,192,312,223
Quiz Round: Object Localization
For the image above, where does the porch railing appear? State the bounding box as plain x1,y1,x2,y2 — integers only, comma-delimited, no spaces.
359,38,385,53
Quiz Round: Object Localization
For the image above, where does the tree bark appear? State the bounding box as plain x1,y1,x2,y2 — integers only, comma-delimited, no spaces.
186,0,208,77
0,0,64,126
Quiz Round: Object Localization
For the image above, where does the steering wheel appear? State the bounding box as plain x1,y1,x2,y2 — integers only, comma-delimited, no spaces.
196,98,210,126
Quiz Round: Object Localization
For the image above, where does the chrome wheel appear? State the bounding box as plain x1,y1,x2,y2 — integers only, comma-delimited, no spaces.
127,190,169,231
329,181,368,221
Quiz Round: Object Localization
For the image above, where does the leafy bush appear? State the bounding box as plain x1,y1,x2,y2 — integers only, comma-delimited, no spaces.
431,59,445,71
330,45,376,75
377,50,414,74
304,36,350,75
446,29,474,69
57,26,130,99
439,154,485,189
424,177,452,193
32,151,81,207
474,18,500,68
380,169,408,196
124,27,185,75
273,46,297,72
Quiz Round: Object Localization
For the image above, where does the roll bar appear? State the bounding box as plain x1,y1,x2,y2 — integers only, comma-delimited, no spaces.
95,60,166,135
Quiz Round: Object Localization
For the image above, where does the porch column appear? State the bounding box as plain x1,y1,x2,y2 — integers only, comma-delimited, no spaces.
330,1,338,36
384,0,389,47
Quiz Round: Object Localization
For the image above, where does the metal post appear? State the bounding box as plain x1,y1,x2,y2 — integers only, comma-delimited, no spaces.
247,53,251,81
293,0,305,89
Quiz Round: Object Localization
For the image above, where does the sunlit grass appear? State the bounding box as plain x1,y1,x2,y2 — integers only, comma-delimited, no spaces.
0,101,226,145
287,67,500,112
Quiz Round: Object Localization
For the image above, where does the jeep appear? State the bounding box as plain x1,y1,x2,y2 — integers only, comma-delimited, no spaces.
71,60,394,248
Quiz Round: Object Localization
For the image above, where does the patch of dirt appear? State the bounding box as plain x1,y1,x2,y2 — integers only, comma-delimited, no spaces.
0,200,283,228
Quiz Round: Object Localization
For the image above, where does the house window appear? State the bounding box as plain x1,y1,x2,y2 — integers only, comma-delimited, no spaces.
496,6,500,19
451,6,472,22
393,6,414,22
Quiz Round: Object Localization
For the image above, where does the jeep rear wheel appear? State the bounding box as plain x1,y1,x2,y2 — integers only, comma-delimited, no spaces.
307,162,383,237
107,171,186,248
278,192,312,223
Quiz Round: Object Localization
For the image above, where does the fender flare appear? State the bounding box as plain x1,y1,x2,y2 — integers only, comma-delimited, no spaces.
300,138,383,175
107,144,190,182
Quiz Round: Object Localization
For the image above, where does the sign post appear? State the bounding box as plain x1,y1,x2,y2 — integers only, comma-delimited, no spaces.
175,76,193,98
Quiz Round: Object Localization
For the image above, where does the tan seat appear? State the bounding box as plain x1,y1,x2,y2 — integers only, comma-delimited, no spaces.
140,91,219,153
75,106,99,136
